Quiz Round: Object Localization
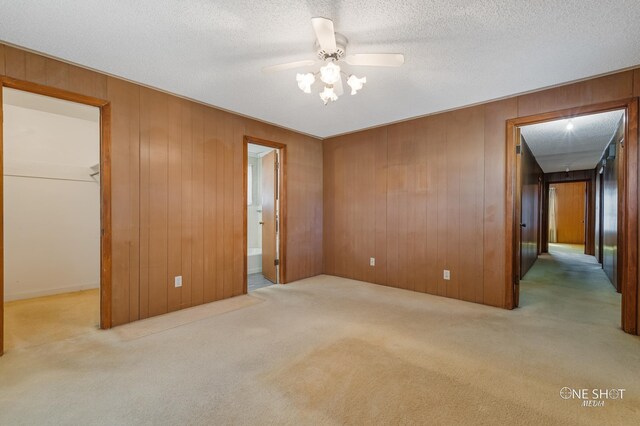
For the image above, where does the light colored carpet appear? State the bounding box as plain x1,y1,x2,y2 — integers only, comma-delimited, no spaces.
3,289,99,351
0,246,639,425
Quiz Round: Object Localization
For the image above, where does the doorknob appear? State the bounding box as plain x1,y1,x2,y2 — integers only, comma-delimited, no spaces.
259,221,264,225
520,223,527,228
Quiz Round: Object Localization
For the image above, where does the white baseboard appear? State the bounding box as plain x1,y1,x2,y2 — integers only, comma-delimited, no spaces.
247,267,262,275
4,283,99,302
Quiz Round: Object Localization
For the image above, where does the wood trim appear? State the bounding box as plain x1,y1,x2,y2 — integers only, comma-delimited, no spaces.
100,102,112,330
505,121,517,309
622,98,638,334
243,136,287,290
0,77,112,355
1,76,109,107
0,85,4,355
506,98,639,334
507,99,636,127
243,140,248,293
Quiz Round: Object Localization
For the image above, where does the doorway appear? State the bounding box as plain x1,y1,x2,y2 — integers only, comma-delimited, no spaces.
548,181,587,250
244,137,286,292
507,100,638,335
0,78,112,356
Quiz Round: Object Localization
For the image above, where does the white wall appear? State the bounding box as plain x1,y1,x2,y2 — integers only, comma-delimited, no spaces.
3,88,100,301
247,154,262,250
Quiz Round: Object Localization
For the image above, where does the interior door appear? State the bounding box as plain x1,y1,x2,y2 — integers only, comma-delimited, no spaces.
514,132,523,307
519,137,541,280
261,150,278,283
598,169,604,263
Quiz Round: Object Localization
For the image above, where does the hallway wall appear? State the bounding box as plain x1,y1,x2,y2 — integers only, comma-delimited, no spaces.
324,66,640,313
247,155,262,250
598,117,624,290
0,44,323,328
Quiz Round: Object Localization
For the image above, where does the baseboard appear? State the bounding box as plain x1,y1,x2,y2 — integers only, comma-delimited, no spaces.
4,283,99,302
247,267,262,275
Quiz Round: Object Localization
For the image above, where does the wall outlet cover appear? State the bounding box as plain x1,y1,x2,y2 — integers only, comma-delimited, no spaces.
370,257,375,266
443,270,450,280
175,275,182,288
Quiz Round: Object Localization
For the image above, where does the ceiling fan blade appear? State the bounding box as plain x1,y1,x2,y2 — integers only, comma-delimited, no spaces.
333,75,344,96
344,53,405,67
311,17,337,53
262,60,316,73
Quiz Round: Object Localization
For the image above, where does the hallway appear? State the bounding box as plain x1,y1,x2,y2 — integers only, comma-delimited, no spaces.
520,243,621,329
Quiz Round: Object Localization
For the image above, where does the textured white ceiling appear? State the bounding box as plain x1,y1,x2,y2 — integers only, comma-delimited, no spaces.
521,110,624,173
0,1,639,138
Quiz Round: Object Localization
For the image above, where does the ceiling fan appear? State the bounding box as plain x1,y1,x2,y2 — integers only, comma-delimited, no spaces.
262,17,405,105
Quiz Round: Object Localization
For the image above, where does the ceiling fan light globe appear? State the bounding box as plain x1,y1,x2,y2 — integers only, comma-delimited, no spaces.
347,75,367,95
319,85,338,104
296,73,315,93
320,62,341,85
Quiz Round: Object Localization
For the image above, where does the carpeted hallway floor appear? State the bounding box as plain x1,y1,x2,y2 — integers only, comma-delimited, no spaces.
0,245,639,425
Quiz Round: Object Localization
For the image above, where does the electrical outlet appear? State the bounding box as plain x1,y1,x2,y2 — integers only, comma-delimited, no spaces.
443,270,450,280
174,275,182,288
370,257,376,266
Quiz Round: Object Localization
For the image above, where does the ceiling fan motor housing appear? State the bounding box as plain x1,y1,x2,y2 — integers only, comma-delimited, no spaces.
316,33,348,61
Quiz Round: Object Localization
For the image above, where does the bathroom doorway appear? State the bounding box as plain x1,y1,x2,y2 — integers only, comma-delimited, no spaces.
244,137,286,292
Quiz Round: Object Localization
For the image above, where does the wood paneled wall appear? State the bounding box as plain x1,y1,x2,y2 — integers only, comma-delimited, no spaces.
551,182,586,244
597,117,624,290
0,44,323,326
634,69,640,332
2,43,638,330
520,139,543,278
324,67,640,312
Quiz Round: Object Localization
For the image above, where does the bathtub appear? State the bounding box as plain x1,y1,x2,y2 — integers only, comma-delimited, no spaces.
247,247,262,274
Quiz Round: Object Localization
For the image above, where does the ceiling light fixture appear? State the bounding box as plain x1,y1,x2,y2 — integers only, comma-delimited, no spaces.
296,61,367,105
296,73,315,93
319,85,338,105
347,75,367,95
566,120,574,130
265,17,404,105
319,62,341,85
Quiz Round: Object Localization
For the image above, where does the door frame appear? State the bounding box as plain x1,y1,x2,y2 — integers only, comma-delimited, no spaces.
542,178,592,254
243,136,287,293
0,77,112,355
506,98,638,334
597,167,605,264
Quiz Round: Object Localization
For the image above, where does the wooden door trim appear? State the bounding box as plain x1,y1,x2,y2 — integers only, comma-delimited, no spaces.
0,77,112,355
243,136,287,293
542,179,592,254
506,98,638,335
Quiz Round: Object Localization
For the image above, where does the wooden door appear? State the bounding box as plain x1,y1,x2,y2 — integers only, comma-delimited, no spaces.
595,170,604,263
514,133,523,307
552,182,586,244
261,150,278,283
519,138,542,280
